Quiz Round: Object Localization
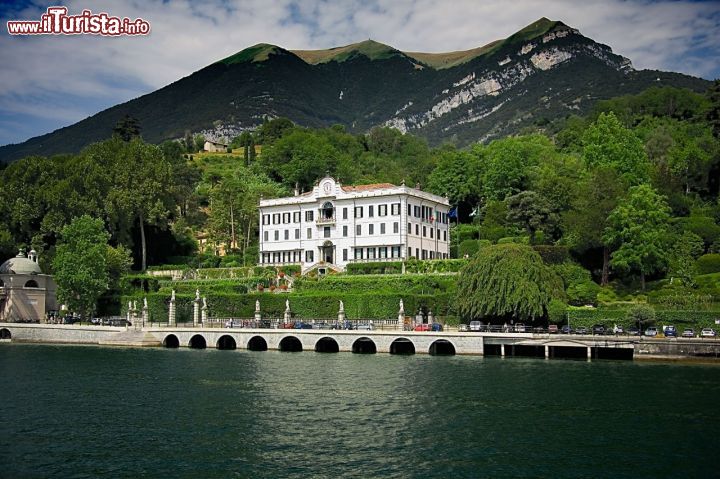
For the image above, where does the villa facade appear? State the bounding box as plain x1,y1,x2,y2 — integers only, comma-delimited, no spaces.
258,177,451,272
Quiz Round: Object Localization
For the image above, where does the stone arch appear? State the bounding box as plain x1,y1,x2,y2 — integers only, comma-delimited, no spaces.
217,335,237,350
429,339,456,356
24,279,39,288
247,336,268,351
163,334,180,348
279,336,302,352
390,337,415,355
0,328,11,340
315,336,339,353
189,334,207,349
352,337,377,354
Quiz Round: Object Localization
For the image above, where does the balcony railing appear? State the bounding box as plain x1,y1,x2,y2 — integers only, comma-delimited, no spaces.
316,216,336,225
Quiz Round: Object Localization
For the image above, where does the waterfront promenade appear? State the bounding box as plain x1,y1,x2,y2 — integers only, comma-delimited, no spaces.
2,322,720,360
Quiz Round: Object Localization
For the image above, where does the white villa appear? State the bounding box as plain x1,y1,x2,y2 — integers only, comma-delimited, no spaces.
258,176,451,272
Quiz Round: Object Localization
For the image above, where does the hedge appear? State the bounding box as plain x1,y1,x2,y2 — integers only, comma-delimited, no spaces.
696,254,720,275
566,308,720,329
345,259,467,275
294,274,457,294
122,291,458,322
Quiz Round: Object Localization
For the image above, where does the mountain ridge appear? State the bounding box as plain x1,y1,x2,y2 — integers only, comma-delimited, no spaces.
0,17,710,162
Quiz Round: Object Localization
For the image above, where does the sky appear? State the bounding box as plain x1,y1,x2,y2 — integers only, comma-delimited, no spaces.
0,0,718,146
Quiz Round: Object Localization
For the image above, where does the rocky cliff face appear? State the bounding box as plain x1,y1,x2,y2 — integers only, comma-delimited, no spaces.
0,18,709,162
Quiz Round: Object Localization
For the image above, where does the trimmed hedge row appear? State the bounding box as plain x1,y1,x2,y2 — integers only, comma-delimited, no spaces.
122,291,457,322
294,274,457,294
566,308,720,329
345,259,467,275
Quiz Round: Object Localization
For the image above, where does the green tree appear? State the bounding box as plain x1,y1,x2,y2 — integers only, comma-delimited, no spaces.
112,115,141,142
52,216,110,319
456,243,563,322
603,184,672,290
668,231,704,287
582,112,649,185
506,191,559,243
194,134,206,153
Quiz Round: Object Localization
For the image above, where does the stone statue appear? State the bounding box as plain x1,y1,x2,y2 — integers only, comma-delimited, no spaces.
399,299,404,312
255,299,260,312
128,300,132,311
285,299,290,311
339,300,344,312
143,297,148,309
195,289,200,301
133,300,138,311
171,289,176,301
202,297,208,309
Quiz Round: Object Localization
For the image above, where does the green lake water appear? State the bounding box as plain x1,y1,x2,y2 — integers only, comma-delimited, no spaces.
1,345,718,478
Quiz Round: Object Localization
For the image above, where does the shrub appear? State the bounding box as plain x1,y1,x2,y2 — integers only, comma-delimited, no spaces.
547,299,568,324
696,254,720,275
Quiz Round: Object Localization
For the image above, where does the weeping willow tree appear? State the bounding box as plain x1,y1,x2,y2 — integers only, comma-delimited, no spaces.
456,243,564,322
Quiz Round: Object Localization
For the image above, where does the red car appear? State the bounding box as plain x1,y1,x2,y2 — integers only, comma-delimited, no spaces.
280,322,295,329
414,324,431,332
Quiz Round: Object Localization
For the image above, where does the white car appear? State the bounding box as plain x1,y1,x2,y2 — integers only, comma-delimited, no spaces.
700,328,717,338
469,321,482,331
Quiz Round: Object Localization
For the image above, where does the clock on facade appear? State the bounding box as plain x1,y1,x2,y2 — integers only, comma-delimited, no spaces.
322,181,333,194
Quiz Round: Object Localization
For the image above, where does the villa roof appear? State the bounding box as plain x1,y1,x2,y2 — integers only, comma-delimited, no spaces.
341,183,396,192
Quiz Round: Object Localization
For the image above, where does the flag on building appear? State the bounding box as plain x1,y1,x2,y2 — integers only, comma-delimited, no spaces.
448,207,458,218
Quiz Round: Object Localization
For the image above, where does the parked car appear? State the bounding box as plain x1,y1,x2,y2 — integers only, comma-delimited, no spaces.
293,322,313,329
613,325,624,335
514,323,526,333
356,323,374,331
576,326,588,335
700,328,717,338
627,326,640,336
591,324,606,335
459,324,469,332
681,328,695,338
414,324,431,332
663,325,677,338
431,323,443,332
469,321,482,331
548,325,559,334
280,322,295,329
644,326,658,337
560,325,573,334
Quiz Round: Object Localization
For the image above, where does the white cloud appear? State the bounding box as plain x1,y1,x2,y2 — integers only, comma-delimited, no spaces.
0,0,718,145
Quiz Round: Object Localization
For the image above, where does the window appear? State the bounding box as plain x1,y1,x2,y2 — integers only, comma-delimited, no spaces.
273,252,280,263
283,213,290,224
355,206,363,218
380,223,385,234
342,207,348,220
273,213,280,224
343,249,348,261
408,247,413,258
305,210,314,222
368,248,376,259
430,227,433,239
306,250,314,263
262,214,270,225
408,222,412,234
407,204,412,216
295,229,300,239
379,204,387,216
356,224,362,236
392,246,400,258
263,231,268,242
392,203,400,215
293,212,300,223
393,222,399,233
436,228,440,239
324,226,331,238
422,249,427,260
443,230,447,242
414,205,420,218
284,230,289,240
343,225,348,237
369,224,374,235
369,205,374,217
379,247,387,258
423,226,427,237
416,248,420,258
274,231,279,241
355,248,363,259
415,224,419,236
307,228,312,239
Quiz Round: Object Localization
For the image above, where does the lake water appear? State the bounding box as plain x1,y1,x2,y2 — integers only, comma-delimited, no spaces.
1,345,719,478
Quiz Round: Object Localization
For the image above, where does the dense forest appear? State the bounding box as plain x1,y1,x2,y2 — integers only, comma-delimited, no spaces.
1,83,719,318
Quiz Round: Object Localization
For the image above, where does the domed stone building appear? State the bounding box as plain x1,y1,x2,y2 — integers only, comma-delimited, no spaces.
0,249,57,322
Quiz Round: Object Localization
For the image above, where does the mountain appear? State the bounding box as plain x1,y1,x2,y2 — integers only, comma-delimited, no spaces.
0,17,710,162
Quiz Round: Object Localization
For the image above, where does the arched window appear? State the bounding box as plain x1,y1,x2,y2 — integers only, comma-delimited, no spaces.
320,201,334,219
24,280,39,288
